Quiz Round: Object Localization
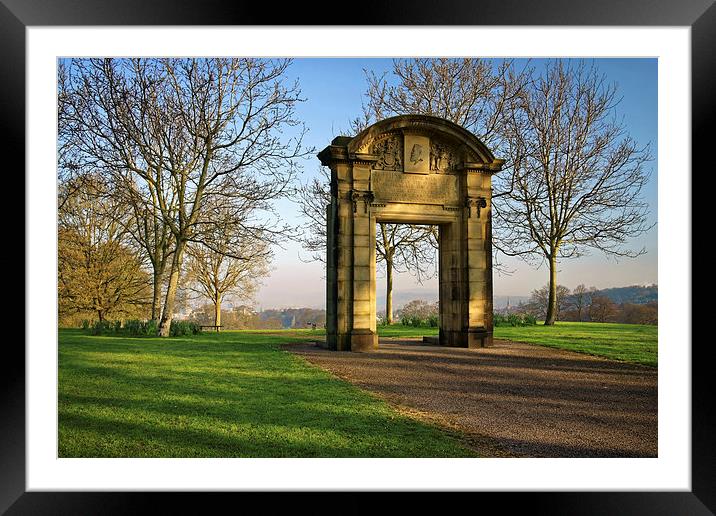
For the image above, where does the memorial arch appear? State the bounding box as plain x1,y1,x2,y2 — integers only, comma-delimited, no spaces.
318,114,504,352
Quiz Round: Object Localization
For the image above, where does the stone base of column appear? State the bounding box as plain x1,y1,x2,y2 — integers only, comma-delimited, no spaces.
467,328,493,348
439,328,493,348
325,332,352,351
350,329,378,352
324,333,335,350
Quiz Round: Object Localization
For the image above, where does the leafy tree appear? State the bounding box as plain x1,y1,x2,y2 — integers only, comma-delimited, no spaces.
58,175,150,323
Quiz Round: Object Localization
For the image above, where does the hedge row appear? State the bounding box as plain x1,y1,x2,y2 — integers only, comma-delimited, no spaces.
82,319,201,337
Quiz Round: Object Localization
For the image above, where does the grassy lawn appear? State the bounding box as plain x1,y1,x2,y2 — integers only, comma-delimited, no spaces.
377,325,440,338
494,321,657,367
378,322,657,367
58,328,475,458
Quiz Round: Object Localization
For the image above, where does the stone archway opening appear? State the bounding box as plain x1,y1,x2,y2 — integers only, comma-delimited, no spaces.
374,221,439,329
319,114,503,352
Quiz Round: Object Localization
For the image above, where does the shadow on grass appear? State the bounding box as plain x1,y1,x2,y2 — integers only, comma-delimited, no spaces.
58,331,474,458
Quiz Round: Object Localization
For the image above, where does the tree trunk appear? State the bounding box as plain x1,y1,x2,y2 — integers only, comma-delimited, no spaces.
544,255,558,326
385,255,393,325
214,295,222,329
151,269,163,321
158,242,185,337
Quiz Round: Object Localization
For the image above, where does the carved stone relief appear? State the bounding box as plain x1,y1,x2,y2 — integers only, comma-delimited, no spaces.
429,139,459,173
403,134,430,174
370,132,403,171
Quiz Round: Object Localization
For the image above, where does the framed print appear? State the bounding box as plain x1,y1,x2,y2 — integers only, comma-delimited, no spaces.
6,0,712,513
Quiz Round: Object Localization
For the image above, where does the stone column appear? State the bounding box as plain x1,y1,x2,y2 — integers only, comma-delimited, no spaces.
325,202,337,348
320,140,379,352
331,161,355,351
464,168,493,347
439,220,465,347
349,162,378,351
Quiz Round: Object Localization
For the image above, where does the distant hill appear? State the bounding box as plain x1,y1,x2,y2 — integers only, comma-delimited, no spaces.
380,292,530,310
377,290,438,311
378,286,658,312
341,284,656,315
586,284,658,305
494,295,531,309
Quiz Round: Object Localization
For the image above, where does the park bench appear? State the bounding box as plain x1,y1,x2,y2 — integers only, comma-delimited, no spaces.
200,325,223,332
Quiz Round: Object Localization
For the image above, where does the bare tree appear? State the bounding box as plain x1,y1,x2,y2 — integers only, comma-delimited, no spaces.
529,283,571,321
495,60,653,325
184,244,270,329
571,284,592,322
589,295,618,323
183,201,271,328
377,223,437,324
60,58,307,335
353,58,528,276
116,177,176,321
60,63,175,321
296,167,333,263
357,58,526,149
620,302,658,325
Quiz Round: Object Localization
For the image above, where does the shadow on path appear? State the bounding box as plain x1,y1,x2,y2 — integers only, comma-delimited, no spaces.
287,338,658,458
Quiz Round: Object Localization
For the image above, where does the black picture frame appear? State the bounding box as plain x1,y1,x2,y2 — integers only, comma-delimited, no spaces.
5,0,710,513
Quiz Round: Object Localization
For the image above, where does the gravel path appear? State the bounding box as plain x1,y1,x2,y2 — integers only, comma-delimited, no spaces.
286,338,658,458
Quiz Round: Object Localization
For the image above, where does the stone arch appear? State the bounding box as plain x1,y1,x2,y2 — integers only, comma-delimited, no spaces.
318,114,503,352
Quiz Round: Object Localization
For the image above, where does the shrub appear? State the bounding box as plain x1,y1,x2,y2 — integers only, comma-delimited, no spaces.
87,318,165,337
398,314,439,327
91,320,114,335
146,319,159,336
506,314,521,326
80,319,90,330
493,312,537,327
493,313,507,326
169,320,201,337
123,319,141,335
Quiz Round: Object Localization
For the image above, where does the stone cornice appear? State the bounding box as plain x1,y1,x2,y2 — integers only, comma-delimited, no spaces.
317,145,348,166
462,159,505,174
317,146,380,166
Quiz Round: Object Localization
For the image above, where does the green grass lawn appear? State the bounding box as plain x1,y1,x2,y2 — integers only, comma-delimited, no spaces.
58,328,475,458
378,322,657,367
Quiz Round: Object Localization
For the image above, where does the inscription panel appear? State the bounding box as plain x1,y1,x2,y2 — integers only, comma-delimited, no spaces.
372,170,460,205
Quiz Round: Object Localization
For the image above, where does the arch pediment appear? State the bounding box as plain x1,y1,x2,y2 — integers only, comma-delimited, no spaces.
341,115,503,174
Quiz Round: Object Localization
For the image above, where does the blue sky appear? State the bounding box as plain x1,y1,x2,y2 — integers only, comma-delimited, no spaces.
252,58,658,310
